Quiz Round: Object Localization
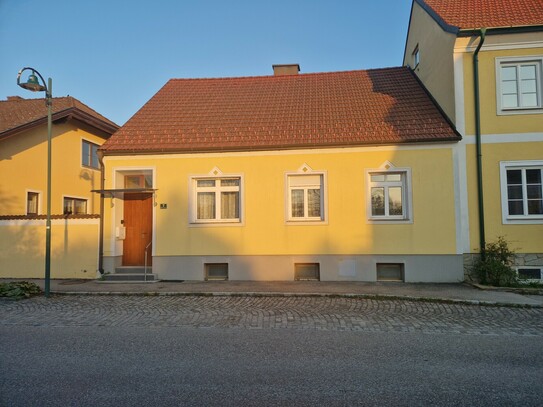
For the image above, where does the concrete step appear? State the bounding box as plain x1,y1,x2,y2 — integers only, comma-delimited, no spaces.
101,273,157,282
115,266,152,274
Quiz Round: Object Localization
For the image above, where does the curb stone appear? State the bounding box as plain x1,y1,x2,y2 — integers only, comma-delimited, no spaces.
50,290,543,308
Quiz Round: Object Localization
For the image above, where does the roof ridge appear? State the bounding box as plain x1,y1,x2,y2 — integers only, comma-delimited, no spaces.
169,66,408,82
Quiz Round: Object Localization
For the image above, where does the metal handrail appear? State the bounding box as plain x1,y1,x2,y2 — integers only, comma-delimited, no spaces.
144,241,152,282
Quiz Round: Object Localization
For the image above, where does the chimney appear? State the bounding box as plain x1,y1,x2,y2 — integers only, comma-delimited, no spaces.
7,96,24,101
272,64,300,76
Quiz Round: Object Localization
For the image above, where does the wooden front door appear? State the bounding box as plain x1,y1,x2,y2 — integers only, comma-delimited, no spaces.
123,193,153,266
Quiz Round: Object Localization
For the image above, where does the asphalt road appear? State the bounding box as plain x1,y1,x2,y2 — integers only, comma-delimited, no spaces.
1,296,542,406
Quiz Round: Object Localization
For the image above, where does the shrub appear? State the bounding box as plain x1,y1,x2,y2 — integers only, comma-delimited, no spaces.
0,281,42,299
473,237,518,287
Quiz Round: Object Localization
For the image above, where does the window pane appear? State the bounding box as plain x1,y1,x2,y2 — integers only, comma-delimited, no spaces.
527,185,542,200
82,142,90,166
520,65,536,80
507,185,523,200
91,144,99,169
371,187,385,216
508,200,524,215
385,174,402,182
370,174,385,182
501,80,518,95
64,199,73,214
522,93,538,107
388,187,403,216
144,175,153,188
27,193,38,215
507,170,522,185
197,180,215,188
501,66,517,81
291,189,304,218
221,179,239,187
197,192,215,219
520,78,536,93
125,175,142,189
526,169,542,184
308,189,321,218
528,200,543,215
74,199,87,214
502,94,519,108
221,192,239,219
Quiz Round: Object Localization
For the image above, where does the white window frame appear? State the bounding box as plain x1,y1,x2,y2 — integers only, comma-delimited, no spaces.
285,166,326,224
82,139,100,170
496,56,543,115
412,45,420,68
500,160,543,224
189,174,243,225
365,165,412,224
516,266,543,282
62,195,88,215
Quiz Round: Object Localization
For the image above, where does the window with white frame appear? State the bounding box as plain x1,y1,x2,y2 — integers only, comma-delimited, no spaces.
367,168,411,221
500,161,543,223
82,140,100,169
412,45,420,68
497,57,542,113
287,174,324,221
191,177,241,223
27,192,39,215
63,197,88,215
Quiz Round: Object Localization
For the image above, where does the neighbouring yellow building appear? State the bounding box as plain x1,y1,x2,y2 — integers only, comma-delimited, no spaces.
0,96,119,279
404,0,543,280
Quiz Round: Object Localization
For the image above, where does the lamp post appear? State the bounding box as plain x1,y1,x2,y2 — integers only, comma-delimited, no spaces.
17,67,52,298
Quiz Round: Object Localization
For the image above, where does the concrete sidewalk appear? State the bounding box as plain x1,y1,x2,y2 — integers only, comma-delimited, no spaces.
5,278,542,307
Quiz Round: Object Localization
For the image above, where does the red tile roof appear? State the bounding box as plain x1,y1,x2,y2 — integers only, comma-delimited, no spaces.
419,0,543,30
102,67,459,154
0,96,118,139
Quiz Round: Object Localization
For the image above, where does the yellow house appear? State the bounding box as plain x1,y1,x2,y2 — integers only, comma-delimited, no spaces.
0,96,119,278
98,65,464,282
404,0,543,280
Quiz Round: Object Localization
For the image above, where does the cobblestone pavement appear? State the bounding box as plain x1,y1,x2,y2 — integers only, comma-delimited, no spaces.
1,295,542,336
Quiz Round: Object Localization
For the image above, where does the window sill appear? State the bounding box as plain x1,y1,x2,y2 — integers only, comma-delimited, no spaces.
367,218,413,225
497,108,543,116
189,220,243,227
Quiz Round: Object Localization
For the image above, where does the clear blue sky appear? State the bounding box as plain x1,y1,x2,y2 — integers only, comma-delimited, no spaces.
1,0,413,125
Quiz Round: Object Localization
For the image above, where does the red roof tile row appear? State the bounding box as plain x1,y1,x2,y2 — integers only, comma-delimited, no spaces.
102,67,459,154
420,0,543,30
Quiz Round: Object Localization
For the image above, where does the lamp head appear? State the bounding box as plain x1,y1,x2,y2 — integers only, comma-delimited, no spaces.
19,72,47,92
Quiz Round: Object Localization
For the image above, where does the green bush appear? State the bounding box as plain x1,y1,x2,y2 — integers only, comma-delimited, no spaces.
0,281,42,299
473,237,518,287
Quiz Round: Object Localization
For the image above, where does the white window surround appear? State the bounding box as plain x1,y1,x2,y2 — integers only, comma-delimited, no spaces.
495,56,543,115
500,160,543,224
189,170,244,226
365,163,413,224
285,165,327,224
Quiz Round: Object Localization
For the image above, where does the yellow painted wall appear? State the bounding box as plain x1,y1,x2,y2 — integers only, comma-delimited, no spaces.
103,146,458,258
461,43,543,136
0,121,106,215
403,1,457,122
466,142,543,253
0,220,99,279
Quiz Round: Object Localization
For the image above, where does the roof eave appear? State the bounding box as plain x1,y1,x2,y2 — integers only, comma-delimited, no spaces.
100,138,462,156
0,108,119,141
458,25,543,37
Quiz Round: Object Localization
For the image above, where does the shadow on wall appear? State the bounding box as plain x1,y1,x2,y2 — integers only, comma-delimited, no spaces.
0,219,100,279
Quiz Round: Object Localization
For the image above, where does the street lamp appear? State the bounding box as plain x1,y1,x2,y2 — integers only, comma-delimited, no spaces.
17,67,53,298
